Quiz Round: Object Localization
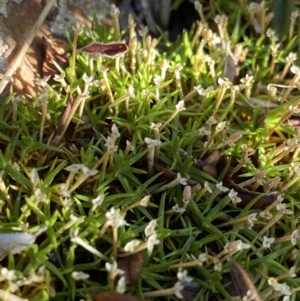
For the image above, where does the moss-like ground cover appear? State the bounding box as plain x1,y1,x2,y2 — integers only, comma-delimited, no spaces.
0,1,300,300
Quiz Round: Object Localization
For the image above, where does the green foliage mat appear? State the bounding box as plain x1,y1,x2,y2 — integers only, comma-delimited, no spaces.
0,1,300,300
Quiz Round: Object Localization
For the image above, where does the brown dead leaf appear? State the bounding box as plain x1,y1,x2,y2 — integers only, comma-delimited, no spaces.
228,258,262,301
117,250,144,285
193,150,221,178
93,292,146,301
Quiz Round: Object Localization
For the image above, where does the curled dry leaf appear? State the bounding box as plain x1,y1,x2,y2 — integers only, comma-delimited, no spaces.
117,250,144,285
56,92,74,137
222,44,239,83
223,176,279,209
192,150,221,178
42,36,69,77
78,42,128,58
93,292,146,301
0,226,47,260
228,258,262,301
221,157,279,209
155,149,278,209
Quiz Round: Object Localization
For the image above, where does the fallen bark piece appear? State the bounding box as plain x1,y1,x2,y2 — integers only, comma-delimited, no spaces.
42,36,69,77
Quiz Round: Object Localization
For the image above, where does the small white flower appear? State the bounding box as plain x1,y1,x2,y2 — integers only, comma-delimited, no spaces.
175,100,185,112
174,281,185,299
0,170,5,191
111,124,120,139
248,213,258,222
70,214,83,224
91,195,105,212
240,74,254,86
286,52,297,63
65,164,86,173
144,137,161,147
277,194,284,203
291,64,300,75
128,85,135,98
177,173,188,185
266,28,278,40
279,283,292,296
198,254,207,265
213,258,222,271
291,229,299,245
62,198,73,210
57,184,70,198
150,122,162,130
71,271,90,280
214,14,228,25
0,268,17,282
224,240,250,253
196,85,214,97
30,168,40,185
228,189,242,205
125,140,134,152
289,267,296,278
106,207,128,228
172,204,185,213
105,261,125,278
194,1,202,11
153,76,162,86
70,229,79,239
81,166,98,177
34,188,48,203
82,73,93,84
35,75,51,88
268,277,279,290
105,136,118,152
110,4,120,16
216,182,229,192
277,203,293,215
53,72,65,83
283,296,290,301
217,77,226,86
207,116,218,126
242,290,256,301
145,219,157,237
76,85,89,98
116,276,126,293
138,25,148,37
124,240,141,253
204,182,213,193
140,195,150,207
259,211,273,220
199,127,211,136
216,121,226,131
147,233,160,251
263,236,275,249
291,11,299,19
177,270,193,283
